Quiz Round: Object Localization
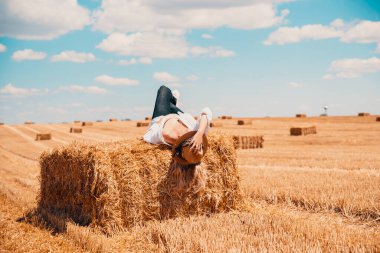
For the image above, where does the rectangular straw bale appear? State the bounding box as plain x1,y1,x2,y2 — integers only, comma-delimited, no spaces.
358,112,370,116
210,122,223,128
38,134,244,234
221,115,232,119
70,127,82,133
136,122,150,127
237,119,252,125
296,114,306,118
377,117,380,122
145,116,152,121
74,120,81,124
35,133,51,141
82,122,93,126
0,122,4,125
290,126,317,136
96,120,103,122
109,118,118,122
25,121,35,124
232,135,264,149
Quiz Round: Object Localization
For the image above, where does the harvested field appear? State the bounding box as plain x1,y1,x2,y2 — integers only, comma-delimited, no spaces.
70,127,82,133
290,126,317,136
136,122,149,127
237,119,252,125
233,135,264,149
35,133,51,141
1,116,379,252
81,122,93,126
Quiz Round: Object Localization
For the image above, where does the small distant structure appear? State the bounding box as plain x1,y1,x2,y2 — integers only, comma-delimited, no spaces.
321,105,328,116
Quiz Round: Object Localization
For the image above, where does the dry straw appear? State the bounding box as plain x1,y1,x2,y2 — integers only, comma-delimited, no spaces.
82,122,93,126
35,133,51,141
290,126,317,136
70,127,82,133
38,134,244,234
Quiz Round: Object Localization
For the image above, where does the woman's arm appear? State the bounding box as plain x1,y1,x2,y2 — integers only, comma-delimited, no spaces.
190,113,209,152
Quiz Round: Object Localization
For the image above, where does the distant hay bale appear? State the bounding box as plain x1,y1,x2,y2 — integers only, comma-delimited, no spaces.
296,114,306,118
38,135,244,234
358,112,370,117
74,121,81,124
35,133,51,141
210,122,223,128
136,122,149,127
82,122,93,126
237,119,252,125
290,126,317,136
0,122,4,125
377,117,380,122
145,116,152,121
70,127,82,133
96,120,103,122
25,121,35,124
109,118,118,122
194,116,198,120
220,115,232,119
232,135,264,149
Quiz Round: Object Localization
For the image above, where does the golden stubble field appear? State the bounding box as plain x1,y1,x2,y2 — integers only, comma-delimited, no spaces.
0,116,379,252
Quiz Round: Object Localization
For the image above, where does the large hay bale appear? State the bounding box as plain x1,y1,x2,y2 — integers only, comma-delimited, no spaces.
82,122,93,126
136,122,149,127
232,135,264,149
210,122,223,128
358,112,370,116
70,127,82,133
36,133,51,141
290,126,317,136
38,135,244,234
296,114,306,118
237,119,252,125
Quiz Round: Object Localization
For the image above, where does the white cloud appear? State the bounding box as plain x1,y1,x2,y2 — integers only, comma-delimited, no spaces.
139,57,152,64
190,46,235,57
264,20,342,45
186,75,199,81
0,43,6,52
0,83,46,96
118,58,137,65
201,34,213,39
0,0,90,40
323,57,380,79
264,19,380,52
12,49,46,61
288,81,303,88
92,0,289,34
51,51,96,63
153,72,180,83
59,85,107,94
95,74,139,86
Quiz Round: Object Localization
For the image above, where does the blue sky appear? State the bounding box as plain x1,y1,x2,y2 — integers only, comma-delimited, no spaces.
0,0,379,124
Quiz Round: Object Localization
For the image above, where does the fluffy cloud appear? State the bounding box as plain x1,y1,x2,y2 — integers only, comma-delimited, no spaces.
264,20,342,45
323,57,380,79
153,72,180,83
118,58,137,65
51,51,96,63
92,0,289,34
97,32,234,59
265,19,380,52
201,34,213,39
288,81,303,88
95,74,139,86
0,0,90,40
0,83,47,96
12,49,46,61
186,75,199,81
0,43,6,52
139,57,152,64
59,85,107,94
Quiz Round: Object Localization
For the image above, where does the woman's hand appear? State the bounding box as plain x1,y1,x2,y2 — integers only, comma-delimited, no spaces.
190,131,204,154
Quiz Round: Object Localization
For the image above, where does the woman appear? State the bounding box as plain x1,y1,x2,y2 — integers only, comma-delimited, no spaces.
144,85,212,164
